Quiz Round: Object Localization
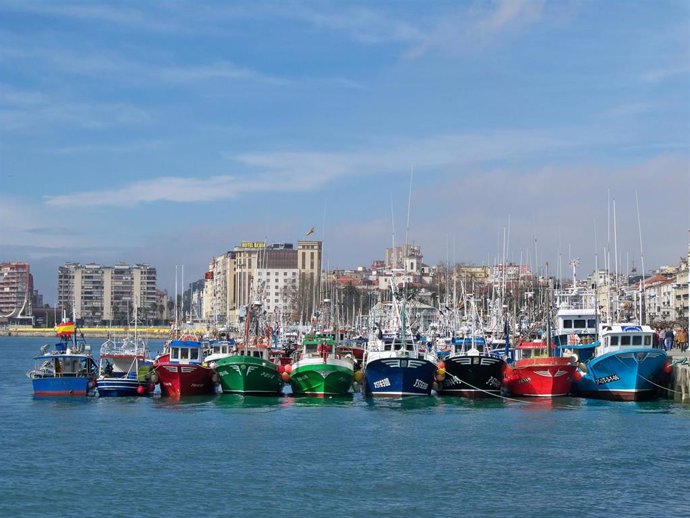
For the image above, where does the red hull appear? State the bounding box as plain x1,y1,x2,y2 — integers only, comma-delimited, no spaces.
505,358,576,397
154,362,215,398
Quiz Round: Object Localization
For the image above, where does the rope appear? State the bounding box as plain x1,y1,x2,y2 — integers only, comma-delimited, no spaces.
444,372,529,404
637,374,681,394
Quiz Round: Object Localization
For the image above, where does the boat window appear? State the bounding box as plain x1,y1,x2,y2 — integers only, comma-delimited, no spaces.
190,348,199,360
620,336,631,346
563,320,573,329
171,348,179,360
632,335,642,346
384,342,392,351
610,336,619,346
644,336,651,345
574,319,586,328
180,348,189,360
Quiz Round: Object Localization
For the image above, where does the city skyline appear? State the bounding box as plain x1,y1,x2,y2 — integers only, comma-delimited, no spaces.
1,1,689,304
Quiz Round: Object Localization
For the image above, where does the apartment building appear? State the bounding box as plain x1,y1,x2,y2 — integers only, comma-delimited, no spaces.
57,262,158,324
0,262,33,323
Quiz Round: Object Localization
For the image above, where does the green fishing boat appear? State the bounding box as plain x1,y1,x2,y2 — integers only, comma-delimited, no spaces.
213,301,284,396
214,345,283,395
288,334,354,397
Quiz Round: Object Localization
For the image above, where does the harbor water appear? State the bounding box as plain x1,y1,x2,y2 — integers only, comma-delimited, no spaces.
2,336,689,517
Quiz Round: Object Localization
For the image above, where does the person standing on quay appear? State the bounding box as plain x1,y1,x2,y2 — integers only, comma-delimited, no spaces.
663,328,674,352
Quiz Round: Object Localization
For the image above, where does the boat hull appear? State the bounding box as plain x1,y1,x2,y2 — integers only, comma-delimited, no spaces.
440,354,505,398
506,357,576,397
214,356,283,396
97,377,154,397
154,363,216,398
573,348,667,401
364,357,436,397
32,376,94,396
289,358,354,397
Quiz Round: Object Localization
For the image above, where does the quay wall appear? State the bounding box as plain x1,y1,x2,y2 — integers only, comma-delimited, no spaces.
1,326,174,339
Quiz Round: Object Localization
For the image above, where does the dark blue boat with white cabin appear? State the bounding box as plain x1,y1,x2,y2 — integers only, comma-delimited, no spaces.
96,336,154,397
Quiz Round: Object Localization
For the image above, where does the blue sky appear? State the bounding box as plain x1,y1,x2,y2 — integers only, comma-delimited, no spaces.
1,0,689,304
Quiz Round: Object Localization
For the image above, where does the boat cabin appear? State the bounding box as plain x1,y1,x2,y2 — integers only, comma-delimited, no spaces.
599,324,655,351
450,336,486,355
32,352,97,378
168,340,204,365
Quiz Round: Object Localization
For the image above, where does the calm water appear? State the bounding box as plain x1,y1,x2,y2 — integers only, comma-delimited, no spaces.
2,336,689,517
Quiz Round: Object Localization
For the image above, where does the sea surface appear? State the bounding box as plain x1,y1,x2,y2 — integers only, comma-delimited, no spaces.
2,336,689,517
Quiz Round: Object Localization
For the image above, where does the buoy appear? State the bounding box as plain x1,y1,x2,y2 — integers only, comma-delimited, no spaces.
354,370,364,382
435,374,445,383
284,364,292,374
150,373,159,384
437,361,445,370
281,372,290,382
277,364,285,374
136,385,146,395
578,362,587,374
436,367,446,376
572,370,583,381
663,362,673,374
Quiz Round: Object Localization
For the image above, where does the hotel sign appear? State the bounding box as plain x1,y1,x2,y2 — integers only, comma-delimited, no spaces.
240,241,266,249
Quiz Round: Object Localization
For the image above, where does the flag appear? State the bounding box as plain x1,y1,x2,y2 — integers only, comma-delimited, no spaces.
56,321,75,337
305,226,315,237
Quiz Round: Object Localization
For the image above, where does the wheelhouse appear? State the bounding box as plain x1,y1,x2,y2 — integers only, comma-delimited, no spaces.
168,340,204,364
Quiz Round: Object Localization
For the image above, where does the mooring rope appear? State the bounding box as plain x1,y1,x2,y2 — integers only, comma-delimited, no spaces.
444,372,529,404
637,374,681,394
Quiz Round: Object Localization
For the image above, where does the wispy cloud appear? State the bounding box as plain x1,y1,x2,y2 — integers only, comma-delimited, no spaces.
43,129,573,208
405,0,547,59
0,84,151,131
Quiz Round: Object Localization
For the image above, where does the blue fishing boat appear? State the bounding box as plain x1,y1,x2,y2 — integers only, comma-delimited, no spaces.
96,336,154,397
27,321,98,396
363,284,437,397
569,323,670,401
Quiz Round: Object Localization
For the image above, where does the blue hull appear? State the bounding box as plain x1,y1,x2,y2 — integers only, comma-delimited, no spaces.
97,377,152,397
364,357,436,397
33,377,93,396
574,348,667,401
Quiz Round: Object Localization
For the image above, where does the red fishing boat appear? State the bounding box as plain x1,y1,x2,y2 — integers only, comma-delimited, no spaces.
151,339,217,398
504,341,577,397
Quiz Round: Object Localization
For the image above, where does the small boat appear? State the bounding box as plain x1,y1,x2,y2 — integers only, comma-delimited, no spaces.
287,333,354,397
97,336,154,397
151,338,217,398
570,323,670,401
504,340,577,397
27,320,98,396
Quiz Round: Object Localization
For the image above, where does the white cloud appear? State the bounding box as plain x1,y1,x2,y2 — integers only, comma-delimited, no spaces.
43,129,574,207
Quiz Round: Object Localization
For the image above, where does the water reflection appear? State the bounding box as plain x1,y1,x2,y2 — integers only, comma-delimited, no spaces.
364,395,440,411
214,393,285,410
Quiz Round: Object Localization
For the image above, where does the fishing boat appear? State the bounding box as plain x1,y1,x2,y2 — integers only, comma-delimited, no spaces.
27,319,98,396
151,338,217,398
439,336,505,398
96,336,154,397
570,323,671,401
287,333,354,397
363,283,437,397
504,340,577,397
212,302,283,396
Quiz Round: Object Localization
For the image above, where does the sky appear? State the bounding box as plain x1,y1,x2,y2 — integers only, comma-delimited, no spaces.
1,0,689,305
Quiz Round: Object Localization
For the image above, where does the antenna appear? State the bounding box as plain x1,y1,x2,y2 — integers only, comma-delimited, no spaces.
390,194,396,268
404,166,413,248
635,191,646,324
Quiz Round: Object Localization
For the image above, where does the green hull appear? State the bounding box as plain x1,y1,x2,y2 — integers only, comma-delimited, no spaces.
289,361,354,397
214,355,283,395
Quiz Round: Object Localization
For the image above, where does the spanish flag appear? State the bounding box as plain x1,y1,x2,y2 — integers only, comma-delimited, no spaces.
56,321,75,337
